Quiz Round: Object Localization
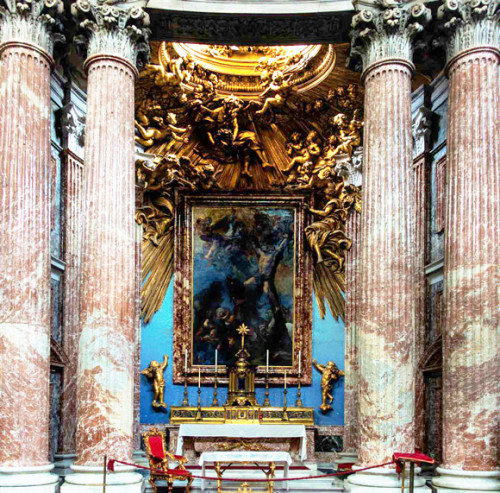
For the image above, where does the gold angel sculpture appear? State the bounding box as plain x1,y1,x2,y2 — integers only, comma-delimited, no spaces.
135,113,190,148
141,355,169,409
141,41,193,90
313,359,344,413
305,183,352,271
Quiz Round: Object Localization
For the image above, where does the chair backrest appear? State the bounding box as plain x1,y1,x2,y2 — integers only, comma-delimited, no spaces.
143,427,167,464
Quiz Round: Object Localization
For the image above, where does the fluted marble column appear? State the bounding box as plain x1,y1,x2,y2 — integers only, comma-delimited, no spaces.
61,2,149,492
432,2,500,491
0,1,62,490
346,3,431,491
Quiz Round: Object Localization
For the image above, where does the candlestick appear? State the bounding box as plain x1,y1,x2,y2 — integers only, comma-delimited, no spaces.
266,350,269,373
282,371,289,422
196,367,202,421
264,367,270,407
296,370,303,407
182,370,189,407
212,350,219,406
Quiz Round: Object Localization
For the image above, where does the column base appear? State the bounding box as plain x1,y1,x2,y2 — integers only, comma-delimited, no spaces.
345,466,430,492
54,454,76,478
60,464,144,493
0,464,59,492
432,467,500,491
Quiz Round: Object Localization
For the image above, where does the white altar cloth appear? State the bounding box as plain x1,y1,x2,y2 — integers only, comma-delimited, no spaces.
199,451,293,465
199,451,292,492
176,424,307,461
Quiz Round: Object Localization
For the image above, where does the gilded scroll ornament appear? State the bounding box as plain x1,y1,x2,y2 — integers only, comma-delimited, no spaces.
141,355,169,409
313,359,345,413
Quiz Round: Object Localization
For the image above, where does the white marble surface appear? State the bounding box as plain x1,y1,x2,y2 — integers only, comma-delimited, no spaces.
176,424,307,460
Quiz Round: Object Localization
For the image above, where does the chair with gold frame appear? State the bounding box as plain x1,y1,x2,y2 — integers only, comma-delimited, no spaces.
142,427,193,493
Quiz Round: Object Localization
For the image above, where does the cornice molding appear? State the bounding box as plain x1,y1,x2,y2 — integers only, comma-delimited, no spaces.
147,9,353,45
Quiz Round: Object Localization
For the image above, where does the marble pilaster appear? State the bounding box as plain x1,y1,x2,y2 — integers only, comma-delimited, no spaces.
433,1,500,491
55,95,86,477
60,3,149,492
0,1,62,490
346,2,430,491
338,198,362,466
412,104,432,453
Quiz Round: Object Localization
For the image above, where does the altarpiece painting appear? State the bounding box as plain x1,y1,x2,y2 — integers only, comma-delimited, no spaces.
173,193,312,384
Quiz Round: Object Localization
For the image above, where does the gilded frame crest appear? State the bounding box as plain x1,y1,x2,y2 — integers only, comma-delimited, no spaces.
173,192,313,385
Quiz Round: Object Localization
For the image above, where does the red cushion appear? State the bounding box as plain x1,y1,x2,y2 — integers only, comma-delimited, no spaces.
337,463,354,470
167,469,191,476
148,436,165,460
393,453,434,464
173,455,187,461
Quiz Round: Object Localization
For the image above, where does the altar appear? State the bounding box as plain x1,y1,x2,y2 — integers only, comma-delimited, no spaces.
166,423,316,463
176,424,308,461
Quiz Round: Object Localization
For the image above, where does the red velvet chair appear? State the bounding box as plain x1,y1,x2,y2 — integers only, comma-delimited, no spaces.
143,427,193,493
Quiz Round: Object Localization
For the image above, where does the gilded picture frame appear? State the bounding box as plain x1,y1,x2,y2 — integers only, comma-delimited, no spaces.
173,192,313,385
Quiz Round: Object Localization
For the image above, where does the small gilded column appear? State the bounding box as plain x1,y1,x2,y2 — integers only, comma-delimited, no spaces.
60,2,149,492
0,1,62,491
432,1,500,491
346,3,431,491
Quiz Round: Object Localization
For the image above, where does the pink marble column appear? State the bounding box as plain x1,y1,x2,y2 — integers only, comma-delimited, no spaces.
0,3,61,490
60,3,149,492
433,4,500,490
347,4,430,491
341,209,361,459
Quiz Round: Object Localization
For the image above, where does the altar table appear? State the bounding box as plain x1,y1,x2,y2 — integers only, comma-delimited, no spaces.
199,451,292,493
175,424,307,461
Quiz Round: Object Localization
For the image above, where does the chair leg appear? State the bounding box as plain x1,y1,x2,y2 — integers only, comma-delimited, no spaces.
168,479,174,493
149,478,158,493
186,475,194,493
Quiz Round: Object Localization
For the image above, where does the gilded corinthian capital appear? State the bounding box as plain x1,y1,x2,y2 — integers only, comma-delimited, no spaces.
0,0,64,53
438,0,500,61
71,0,150,66
350,0,431,72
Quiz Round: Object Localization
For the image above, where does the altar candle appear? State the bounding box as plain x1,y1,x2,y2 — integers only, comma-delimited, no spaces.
184,349,188,372
215,349,218,373
298,350,301,375
284,370,287,389
266,350,269,373
198,367,201,388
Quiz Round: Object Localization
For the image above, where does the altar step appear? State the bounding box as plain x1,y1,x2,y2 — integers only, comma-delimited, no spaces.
143,467,344,493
